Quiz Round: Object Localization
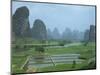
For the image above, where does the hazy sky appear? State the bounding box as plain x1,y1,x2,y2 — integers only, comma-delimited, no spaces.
12,1,96,33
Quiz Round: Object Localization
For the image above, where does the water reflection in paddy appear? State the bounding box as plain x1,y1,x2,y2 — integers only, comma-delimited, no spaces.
27,54,84,68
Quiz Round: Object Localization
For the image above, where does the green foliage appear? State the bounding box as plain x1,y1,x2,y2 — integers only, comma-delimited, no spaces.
35,46,45,53
58,42,65,46
83,41,88,46
80,59,96,70
58,40,72,46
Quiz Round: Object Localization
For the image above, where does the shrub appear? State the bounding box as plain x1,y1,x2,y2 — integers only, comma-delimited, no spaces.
35,46,45,53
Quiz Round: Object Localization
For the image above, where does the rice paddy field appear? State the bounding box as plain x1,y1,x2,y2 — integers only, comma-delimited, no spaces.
11,40,96,74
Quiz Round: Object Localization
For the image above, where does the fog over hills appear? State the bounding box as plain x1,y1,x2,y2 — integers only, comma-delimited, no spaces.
12,1,95,33
12,2,96,42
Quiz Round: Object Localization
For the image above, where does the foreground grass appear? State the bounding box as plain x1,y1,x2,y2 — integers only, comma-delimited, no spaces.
38,42,96,72
38,62,87,72
11,42,96,73
11,55,27,73
11,48,36,73
45,42,95,58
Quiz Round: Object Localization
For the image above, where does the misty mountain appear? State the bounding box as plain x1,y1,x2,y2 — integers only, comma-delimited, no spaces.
78,31,84,41
62,28,72,41
84,25,95,42
47,28,53,40
84,29,89,42
52,28,61,40
89,25,95,42
12,6,86,42
31,19,47,40
61,28,84,42
71,30,84,42
12,6,31,37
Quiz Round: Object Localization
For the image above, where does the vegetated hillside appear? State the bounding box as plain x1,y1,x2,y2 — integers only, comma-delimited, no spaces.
12,6,95,43
31,19,47,40
12,6,31,38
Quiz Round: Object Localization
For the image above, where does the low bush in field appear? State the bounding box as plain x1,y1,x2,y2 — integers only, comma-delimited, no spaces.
35,46,45,53
58,40,72,46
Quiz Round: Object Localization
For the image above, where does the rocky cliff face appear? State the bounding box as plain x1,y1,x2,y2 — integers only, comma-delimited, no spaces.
31,19,47,40
84,25,95,42
12,6,31,37
84,29,90,41
89,25,95,42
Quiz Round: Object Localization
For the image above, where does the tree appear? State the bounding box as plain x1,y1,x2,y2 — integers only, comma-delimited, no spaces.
72,60,76,68
35,46,45,53
34,46,45,60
